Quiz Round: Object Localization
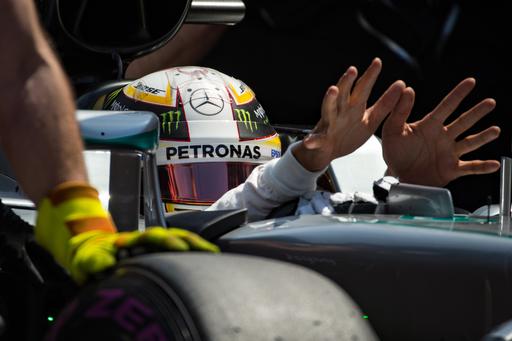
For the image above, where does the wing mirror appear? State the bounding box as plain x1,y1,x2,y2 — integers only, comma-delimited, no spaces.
55,0,245,56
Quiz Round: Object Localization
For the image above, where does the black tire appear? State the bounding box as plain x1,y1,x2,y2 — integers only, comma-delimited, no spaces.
47,253,378,341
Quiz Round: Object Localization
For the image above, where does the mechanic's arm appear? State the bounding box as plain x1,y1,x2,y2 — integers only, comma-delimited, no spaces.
125,24,227,79
0,0,87,203
381,78,500,187
0,0,217,285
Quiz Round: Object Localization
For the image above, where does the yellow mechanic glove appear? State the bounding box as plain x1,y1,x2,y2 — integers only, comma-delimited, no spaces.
35,181,219,284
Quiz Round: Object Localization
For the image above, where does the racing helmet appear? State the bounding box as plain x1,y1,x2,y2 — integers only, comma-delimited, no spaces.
101,66,281,210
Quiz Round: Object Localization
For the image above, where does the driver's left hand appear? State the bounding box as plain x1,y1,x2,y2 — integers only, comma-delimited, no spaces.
382,77,501,187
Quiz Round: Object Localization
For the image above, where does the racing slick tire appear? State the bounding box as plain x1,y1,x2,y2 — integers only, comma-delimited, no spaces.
46,253,378,341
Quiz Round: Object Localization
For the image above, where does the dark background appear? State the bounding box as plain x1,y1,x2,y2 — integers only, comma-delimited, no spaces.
51,0,509,211
199,0,509,211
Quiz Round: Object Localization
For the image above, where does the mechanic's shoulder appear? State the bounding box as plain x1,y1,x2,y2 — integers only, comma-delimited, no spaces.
0,0,39,41
0,0,29,19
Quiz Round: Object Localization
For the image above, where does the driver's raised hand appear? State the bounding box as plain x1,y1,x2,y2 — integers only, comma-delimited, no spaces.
293,58,405,172
382,78,501,187
35,182,219,284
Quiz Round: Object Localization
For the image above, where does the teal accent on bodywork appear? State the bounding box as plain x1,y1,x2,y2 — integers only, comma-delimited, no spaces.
399,214,497,223
84,129,159,151
326,213,504,238
367,214,502,237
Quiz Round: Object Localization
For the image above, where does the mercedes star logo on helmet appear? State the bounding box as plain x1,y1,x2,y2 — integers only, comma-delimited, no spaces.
190,88,225,116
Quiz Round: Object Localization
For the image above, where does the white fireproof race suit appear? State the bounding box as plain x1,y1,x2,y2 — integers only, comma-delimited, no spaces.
208,136,388,221
208,142,325,222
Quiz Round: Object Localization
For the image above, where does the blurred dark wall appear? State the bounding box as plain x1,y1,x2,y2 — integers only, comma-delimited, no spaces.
44,0,508,210
201,1,509,210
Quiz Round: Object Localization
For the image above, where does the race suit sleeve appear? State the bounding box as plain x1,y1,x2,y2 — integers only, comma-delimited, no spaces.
207,142,325,222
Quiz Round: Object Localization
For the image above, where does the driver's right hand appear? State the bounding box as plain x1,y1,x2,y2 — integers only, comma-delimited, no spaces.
35,181,219,284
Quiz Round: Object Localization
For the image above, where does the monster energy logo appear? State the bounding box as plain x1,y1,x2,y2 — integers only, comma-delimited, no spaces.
160,110,181,134
104,87,124,109
235,109,257,132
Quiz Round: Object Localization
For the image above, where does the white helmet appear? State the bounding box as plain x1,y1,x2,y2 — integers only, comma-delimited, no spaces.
102,66,281,210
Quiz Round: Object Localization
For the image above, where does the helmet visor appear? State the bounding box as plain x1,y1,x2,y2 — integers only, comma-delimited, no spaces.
160,162,259,205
